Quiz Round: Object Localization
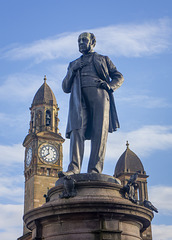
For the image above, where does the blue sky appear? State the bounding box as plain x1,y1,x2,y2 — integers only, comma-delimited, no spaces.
0,0,172,239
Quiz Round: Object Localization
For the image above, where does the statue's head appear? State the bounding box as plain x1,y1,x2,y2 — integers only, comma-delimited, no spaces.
78,32,96,54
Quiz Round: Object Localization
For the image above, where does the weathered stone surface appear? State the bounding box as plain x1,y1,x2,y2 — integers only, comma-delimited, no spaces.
24,174,153,240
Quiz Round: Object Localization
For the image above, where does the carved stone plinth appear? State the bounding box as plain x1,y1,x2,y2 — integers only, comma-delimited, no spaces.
24,174,153,240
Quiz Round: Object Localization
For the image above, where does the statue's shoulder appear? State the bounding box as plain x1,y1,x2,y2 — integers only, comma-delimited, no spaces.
94,52,109,61
69,56,81,66
94,52,105,58
94,52,110,64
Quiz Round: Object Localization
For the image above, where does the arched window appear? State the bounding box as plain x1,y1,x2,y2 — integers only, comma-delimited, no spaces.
46,110,51,126
36,111,42,131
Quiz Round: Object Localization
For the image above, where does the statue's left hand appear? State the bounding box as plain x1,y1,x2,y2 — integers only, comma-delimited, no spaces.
96,80,113,93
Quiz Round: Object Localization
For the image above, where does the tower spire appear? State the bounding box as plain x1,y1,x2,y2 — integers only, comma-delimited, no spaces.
30,76,59,133
44,75,47,83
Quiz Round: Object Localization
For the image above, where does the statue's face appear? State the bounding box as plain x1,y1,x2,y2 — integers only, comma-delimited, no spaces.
78,33,93,54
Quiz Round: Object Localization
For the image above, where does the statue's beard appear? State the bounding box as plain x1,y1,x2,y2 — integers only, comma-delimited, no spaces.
79,44,92,54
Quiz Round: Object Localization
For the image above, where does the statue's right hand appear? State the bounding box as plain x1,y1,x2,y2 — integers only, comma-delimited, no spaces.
71,60,87,73
72,61,82,72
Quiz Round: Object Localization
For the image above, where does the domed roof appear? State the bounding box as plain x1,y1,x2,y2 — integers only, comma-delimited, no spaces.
114,141,145,177
31,76,57,107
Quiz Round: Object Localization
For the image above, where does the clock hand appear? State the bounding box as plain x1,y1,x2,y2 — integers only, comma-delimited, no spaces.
44,152,50,157
43,148,50,157
45,147,50,157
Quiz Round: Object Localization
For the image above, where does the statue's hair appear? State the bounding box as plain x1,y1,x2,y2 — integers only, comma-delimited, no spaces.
79,32,96,47
89,32,96,47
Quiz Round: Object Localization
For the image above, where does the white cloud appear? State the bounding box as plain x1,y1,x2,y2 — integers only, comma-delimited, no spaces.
152,224,172,240
0,69,65,104
2,32,79,63
0,144,24,165
0,229,22,240
149,186,172,239
0,175,24,203
0,111,28,131
94,18,172,57
106,125,172,160
0,204,23,240
149,185,172,215
118,94,171,108
0,74,44,102
1,18,171,62
98,19,171,57
0,204,23,228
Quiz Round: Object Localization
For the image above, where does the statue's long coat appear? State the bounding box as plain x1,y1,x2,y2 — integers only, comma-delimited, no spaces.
62,52,124,139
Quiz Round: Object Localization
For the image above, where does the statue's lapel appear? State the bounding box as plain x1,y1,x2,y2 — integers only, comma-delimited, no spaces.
93,52,108,82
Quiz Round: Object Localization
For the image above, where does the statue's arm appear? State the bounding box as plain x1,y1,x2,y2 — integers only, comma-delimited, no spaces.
62,59,83,93
62,63,75,93
106,56,124,92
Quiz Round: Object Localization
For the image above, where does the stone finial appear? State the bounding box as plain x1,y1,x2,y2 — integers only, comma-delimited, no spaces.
44,75,47,83
126,141,129,149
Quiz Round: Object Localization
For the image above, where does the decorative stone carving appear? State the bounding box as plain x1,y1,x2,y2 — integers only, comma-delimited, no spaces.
122,172,139,203
143,200,158,213
59,176,77,199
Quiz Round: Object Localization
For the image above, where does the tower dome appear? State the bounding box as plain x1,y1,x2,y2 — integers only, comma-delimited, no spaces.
28,76,60,134
31,75,57,107
114,141,145,178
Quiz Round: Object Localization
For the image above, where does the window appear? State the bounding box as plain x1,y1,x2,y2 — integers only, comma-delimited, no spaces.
46,110,51,126
47,168,51,176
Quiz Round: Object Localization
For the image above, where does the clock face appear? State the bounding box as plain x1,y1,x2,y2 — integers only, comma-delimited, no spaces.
39,143,58,164
26,147,32,167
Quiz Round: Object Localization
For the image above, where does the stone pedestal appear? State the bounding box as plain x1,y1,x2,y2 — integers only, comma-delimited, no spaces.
24,174,153,240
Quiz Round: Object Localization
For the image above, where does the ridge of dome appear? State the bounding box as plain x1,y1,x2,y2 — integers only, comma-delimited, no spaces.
114,141,145,177
31,76,57,107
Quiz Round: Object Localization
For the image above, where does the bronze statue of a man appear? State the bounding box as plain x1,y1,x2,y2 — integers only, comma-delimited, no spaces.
60,32,124,176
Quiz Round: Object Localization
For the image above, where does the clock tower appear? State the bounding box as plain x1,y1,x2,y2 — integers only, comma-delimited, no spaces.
22,76,64,235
